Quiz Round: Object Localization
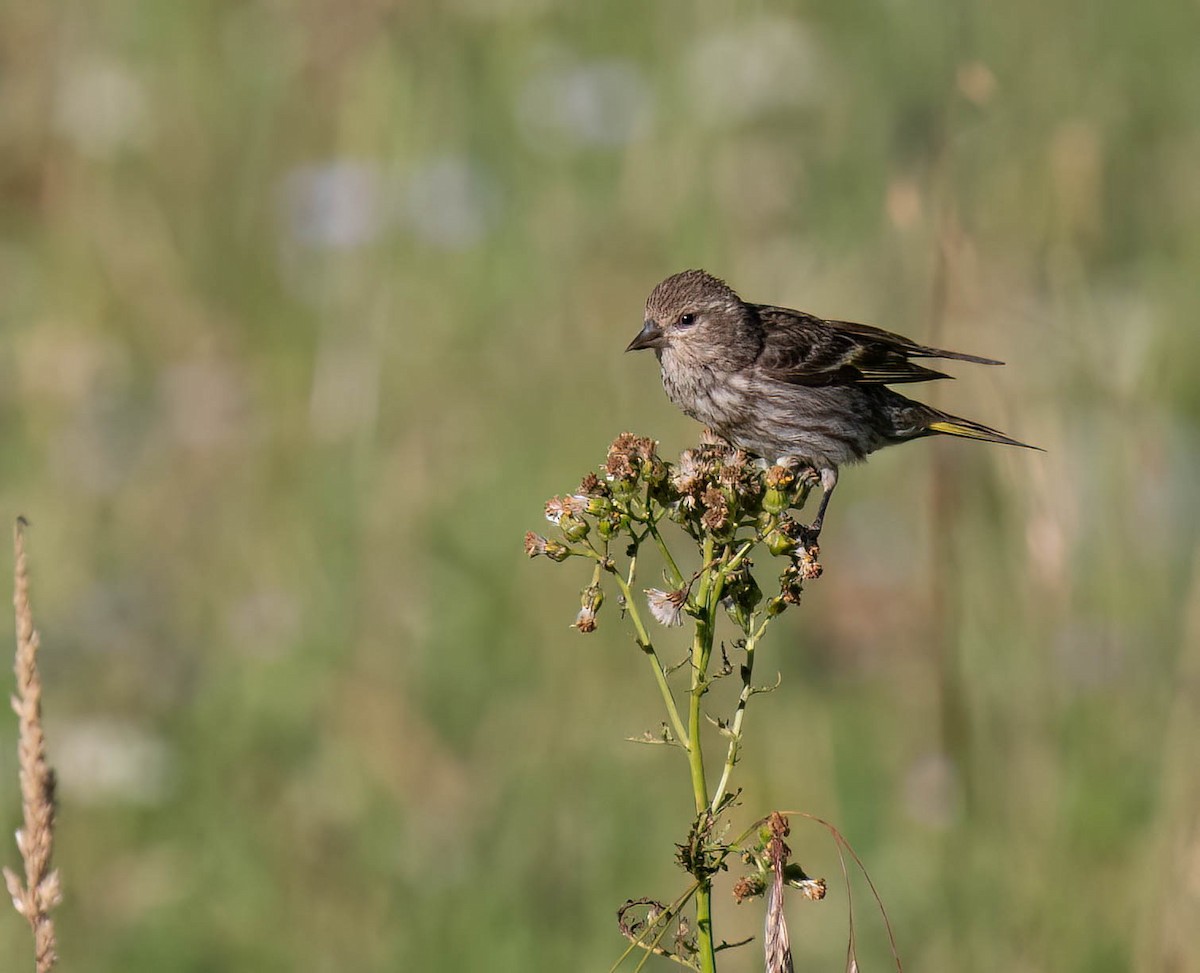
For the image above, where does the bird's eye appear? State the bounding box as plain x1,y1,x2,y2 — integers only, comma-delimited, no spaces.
678,313,696,327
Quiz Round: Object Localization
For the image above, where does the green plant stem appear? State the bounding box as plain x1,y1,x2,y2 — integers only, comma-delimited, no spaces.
686,539,718,811
686,538,723,973
598,554,690,747
646,518,685,588
709,613,773,814
722,536,757,574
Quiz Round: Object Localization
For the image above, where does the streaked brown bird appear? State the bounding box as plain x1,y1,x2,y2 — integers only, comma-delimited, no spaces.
626,269,1038,537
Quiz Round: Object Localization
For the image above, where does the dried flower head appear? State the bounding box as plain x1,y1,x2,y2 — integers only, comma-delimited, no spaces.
545,495,585,525
781,574,804,604
716,449,760,500
671,449,706,496
606,432,658,481
573,585,604,633
794,876,826,901
578,472,610,498
525,532,573,562
700,486,729,533
733,875,765,903
795,544,822,581
645,588,687,627
764,464,796,491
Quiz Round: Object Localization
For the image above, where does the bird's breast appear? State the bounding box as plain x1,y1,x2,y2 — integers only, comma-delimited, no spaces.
661,363,732,427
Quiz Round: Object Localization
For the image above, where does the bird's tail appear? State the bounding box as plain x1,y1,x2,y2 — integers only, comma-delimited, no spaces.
925,411,1040,450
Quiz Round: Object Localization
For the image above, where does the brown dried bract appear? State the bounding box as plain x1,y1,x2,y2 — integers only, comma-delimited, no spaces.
578,472,610,497
700,487,729,532
732,875,764,903
606,432,658,480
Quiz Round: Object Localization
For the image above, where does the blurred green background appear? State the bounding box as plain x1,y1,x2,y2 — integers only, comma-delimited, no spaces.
2,1,1198,970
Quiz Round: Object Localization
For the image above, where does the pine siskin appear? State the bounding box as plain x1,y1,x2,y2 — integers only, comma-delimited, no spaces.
626,269,1038,536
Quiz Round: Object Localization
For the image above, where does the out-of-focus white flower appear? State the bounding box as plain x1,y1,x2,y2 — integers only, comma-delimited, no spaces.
279,154,497,255
55,719,172,806
280,161,392,250
517,58,653,149
54,56,149,158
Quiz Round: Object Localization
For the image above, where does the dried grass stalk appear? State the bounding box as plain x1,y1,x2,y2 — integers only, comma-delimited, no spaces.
3,520,61,973
764,812,794,973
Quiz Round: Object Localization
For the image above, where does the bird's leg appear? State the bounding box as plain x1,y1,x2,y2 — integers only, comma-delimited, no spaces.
806,467,838,540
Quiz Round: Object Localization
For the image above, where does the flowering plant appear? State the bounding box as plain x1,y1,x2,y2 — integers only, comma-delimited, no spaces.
526,433,839,972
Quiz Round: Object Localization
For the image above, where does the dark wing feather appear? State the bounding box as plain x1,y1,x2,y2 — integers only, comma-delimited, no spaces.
751,305,1003,387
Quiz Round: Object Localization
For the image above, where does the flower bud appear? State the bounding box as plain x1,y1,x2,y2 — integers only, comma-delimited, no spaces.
573,584,604,633
764,464,796,491
643,456,668,486
544,540,572,562
575,493,611,516
560,514,590,542
762,488,790,515
608,475,639,500
723,566,762,631
766,528,797,557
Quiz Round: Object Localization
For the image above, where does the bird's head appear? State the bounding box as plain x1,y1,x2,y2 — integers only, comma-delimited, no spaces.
627,270,761,370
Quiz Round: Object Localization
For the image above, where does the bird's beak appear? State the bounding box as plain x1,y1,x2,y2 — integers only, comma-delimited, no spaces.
626,320,665,352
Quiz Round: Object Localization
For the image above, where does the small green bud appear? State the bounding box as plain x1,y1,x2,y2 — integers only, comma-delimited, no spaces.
763,488,789,515
767,528,797,557
610,476,639,500
643,456,668,486
560,514,590,542
723,566,762,631
577,494,611,516
544,540,572,562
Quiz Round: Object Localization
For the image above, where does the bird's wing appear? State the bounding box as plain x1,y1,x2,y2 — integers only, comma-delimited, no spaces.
751,305,1003,387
